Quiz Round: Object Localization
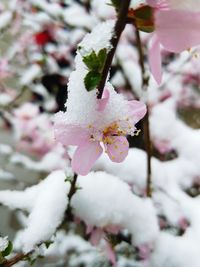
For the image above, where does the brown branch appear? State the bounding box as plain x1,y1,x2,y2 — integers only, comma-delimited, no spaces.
97,0,131,99
2,252,31,267
0,86,27,112
2,173,78,266
65,173,78,220
143,108,152,197
68,173,78,203
135,28,152,197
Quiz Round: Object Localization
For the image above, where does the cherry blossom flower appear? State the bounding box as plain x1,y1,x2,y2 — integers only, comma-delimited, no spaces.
147,0,200,83
54,88,146,175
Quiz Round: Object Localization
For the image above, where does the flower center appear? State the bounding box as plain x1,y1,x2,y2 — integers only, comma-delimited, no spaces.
88,119,140,144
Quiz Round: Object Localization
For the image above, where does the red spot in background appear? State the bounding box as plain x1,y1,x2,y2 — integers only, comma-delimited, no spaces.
34,30,52,46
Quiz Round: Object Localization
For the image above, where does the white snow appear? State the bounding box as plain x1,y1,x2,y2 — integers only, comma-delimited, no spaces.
71,171,159,245
0,236,9,252
0,171,70,252
20,64,42,86
0,169,15,181
0,11,12,30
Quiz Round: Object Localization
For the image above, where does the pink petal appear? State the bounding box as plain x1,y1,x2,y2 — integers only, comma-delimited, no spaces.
138,244,151,260
106,136,129,163
128,100,147,124
146,0,158,7
72,141,103,175
97,89,110,112
148,34,162,84
105,242,117,267
178,217,189,231
155,9,200,53
86,225,94,234
147,0,168,9
54,123,89,146
105,225,121,234
90,228,104,246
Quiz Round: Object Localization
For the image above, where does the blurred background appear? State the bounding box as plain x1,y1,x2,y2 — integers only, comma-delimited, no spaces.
0,0,200,266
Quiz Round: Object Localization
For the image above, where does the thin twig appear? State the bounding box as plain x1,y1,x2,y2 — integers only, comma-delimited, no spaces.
2,252,31,267
97,0,131,99
143,109,152,197
65,173,78,220
0,86,27,111
68,174,78,203
135,28,152,197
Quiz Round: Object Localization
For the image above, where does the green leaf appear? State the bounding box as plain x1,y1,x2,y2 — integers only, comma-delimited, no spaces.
44,241,53,249
83,51,100,71
134,5,153,21
84,71,101,91
65,176,73,183
97,48,107,72
82,49,107,72
1,241,13,257
110,0,121,10
0,252,5,265
134,5,155,33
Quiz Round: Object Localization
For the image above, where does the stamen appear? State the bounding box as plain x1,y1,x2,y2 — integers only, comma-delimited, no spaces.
135,129,141,136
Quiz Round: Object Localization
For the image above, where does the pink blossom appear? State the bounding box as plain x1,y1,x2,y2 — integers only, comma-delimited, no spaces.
148,1,200,83
54,90,146,175
138,243,151,260
178,217,190,231
0,59,12,78
13,102,39,120
154,139,172,154
14,103,60,157
87,224,121,266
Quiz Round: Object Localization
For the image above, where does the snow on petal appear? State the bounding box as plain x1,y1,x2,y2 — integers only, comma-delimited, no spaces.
54,116,90,146
97,89,110,112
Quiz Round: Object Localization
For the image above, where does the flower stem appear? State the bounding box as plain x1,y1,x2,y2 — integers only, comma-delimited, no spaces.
97,0,131,99
135,28,152,197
